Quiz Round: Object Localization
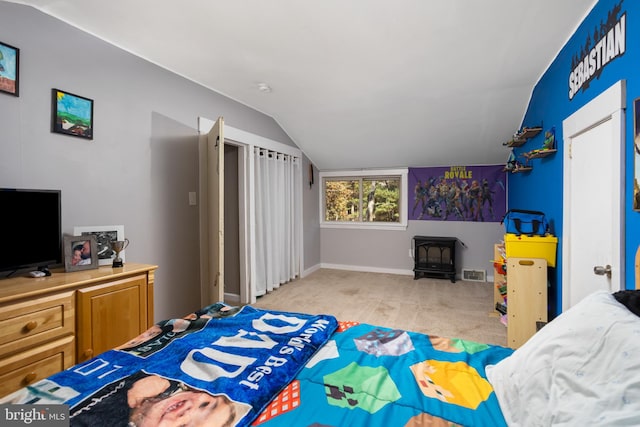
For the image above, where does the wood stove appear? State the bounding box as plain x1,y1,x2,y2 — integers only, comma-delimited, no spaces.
413,236,457,282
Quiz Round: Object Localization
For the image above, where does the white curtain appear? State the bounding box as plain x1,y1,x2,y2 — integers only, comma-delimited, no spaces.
254,147,300,295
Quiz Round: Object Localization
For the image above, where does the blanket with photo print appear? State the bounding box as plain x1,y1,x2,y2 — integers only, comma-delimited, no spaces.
1,304,337,427
252,321,514,427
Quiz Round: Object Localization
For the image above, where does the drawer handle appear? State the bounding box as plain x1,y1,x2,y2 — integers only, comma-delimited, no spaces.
24,372,37,384
25,321,38,331
83,349,93,358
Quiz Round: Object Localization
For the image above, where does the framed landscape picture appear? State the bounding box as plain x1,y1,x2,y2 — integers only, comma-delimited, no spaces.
0,41,19,96
52,88,94,139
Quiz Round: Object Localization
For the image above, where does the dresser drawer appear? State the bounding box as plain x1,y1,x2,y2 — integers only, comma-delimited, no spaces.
0,292,74,357
0,335,75,398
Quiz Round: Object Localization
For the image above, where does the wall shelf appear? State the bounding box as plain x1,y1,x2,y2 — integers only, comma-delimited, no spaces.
523,149,557,159
503,166,533,174
503,126,543,147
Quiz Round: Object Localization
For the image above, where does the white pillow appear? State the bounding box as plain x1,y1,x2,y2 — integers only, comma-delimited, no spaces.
486,290,640,426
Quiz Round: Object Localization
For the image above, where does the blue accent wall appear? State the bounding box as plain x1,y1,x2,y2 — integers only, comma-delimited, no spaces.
510,0,639,315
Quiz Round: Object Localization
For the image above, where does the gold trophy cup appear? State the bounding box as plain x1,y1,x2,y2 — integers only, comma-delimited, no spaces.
110,238,130,268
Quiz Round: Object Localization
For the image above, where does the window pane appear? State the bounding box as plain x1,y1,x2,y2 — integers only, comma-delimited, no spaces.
361,178,400,222
325,180,360,221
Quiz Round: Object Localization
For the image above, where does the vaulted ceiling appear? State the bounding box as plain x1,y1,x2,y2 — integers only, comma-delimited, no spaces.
9,0,596,170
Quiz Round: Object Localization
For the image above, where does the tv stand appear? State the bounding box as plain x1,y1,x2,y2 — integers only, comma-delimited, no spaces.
0,263,157,397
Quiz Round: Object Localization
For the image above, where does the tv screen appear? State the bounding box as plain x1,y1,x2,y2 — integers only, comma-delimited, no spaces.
0,188,62,274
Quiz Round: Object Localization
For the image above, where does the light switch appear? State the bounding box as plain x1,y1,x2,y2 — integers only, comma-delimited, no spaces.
189,192,197,206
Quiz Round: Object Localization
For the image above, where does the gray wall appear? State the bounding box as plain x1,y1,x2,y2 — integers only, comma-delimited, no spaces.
224,145,240,295
321,219,504,280
0,3,299,320
302,158,321,273
1,3,502,325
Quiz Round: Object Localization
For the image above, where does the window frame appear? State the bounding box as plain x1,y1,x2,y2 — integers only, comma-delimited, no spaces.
319,168,408,230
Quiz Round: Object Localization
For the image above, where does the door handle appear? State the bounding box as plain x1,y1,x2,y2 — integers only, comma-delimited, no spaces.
593,264,612,278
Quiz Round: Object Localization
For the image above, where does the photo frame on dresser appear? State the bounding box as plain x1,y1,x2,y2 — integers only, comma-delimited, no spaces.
74,225,125,266
63,234,99,272
0,40,19,97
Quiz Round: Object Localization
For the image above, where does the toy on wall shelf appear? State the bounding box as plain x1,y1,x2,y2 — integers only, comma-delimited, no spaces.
503,126,543,147
522,127,557,160
503,149,532,173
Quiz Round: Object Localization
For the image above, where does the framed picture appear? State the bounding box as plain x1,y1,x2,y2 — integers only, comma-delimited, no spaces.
52,88,94,139
74,225,125,266
634,97,640,211
64,234,99,272
0,41,19,96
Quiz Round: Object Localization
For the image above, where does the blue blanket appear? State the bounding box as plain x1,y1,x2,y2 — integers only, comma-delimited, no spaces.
3,304,337,427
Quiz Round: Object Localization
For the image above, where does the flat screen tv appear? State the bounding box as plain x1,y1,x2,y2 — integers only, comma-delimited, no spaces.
0,188,62,276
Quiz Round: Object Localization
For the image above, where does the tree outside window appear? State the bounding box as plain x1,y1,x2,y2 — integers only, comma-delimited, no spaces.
324,176,400,223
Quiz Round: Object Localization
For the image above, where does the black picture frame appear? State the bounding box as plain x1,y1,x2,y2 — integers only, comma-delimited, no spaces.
63,234,99,272
0,40,19,97
52,88,94,140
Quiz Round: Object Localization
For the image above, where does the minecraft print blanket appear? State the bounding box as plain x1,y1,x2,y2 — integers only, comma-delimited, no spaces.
1,304,338,427
253,321,514,427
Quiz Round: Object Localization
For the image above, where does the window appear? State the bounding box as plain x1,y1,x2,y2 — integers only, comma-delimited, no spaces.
320,169,408,230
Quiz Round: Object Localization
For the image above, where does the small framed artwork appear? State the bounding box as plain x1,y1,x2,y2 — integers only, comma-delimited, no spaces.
0,41,19,96
74,225,125,266
64,234,99,272
52,88,94,139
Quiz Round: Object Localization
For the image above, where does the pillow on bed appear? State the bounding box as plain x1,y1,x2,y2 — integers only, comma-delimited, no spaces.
486,290,640,426
613,289,640,317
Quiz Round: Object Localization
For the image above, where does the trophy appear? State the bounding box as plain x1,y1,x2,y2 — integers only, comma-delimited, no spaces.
110,238,130,268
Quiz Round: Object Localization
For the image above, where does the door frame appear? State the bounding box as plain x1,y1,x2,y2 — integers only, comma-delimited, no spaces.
198,118,304,304
561,80,626,311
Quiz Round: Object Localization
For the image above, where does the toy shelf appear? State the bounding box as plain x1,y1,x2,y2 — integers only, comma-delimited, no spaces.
503,126,543,147
503,166,533,174
523,149,557,159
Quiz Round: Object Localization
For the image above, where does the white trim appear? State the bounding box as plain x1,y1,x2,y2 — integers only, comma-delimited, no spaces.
224,292,240,305
561,80,625,311
319,168,408,230
301,263,321,278
320,263,414,276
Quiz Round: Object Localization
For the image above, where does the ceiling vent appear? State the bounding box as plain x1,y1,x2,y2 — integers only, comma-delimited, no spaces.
462,269,486,282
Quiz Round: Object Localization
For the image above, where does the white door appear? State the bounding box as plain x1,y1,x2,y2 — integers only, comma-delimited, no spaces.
203,117,225,304
562,81,625,310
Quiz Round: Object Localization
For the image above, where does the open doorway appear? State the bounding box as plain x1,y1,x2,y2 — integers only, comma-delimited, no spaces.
224,143,242,304
198,117,304,305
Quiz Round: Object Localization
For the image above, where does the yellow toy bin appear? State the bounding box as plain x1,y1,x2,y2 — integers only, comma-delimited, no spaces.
504,233,558,267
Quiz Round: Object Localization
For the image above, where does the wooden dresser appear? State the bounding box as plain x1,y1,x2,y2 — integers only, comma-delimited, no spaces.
0,263,157,397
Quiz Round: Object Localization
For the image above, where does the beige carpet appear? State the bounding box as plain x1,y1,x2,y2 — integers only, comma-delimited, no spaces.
252,268,507,347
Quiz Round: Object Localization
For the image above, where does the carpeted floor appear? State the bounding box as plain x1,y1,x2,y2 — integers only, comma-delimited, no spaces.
252,268,507,347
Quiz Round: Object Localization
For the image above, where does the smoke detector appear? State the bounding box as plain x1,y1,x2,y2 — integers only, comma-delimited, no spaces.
257,82,272,93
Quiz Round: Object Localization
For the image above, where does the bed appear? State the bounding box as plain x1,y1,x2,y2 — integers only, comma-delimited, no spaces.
1,289,640,426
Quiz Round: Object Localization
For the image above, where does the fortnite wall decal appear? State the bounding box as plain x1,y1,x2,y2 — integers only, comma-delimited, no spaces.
568,1,625,100
408,165,506,222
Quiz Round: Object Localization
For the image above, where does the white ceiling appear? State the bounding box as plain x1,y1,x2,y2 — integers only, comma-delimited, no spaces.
10,0,596,170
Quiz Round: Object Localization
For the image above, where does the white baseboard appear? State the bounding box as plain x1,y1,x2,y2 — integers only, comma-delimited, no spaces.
320,263,414,276
224,293,240,305
301,263,321,278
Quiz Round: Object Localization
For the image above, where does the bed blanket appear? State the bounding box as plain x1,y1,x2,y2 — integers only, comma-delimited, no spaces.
2,304,337,427
253,321,513,427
